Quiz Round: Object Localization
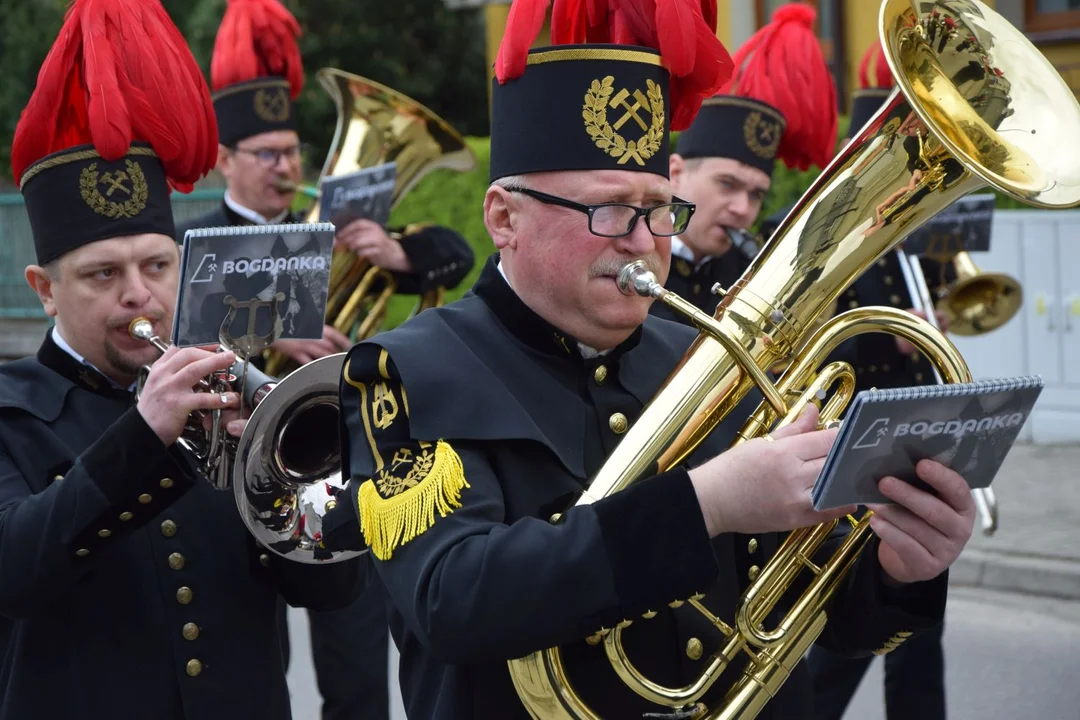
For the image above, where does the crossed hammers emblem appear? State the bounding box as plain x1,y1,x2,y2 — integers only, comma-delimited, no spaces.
99,171,131,197
609,88,652,132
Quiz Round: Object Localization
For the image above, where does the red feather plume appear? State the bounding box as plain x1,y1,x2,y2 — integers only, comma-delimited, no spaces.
211,0,304,99
858,39,894,89
495,0,734,131
11,0,218,193
722,2,837,171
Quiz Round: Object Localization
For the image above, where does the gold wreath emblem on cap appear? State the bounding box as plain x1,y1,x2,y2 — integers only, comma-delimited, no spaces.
79,159,148,220
583,76,665,166
254,87,291,123
744,111,782,160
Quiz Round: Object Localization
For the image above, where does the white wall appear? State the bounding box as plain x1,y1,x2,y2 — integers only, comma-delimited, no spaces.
946,210,1080,444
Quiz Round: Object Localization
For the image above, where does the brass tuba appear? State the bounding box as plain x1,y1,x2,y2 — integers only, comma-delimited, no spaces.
262,68,476,377
933,249,1023,334
507,1,1080,717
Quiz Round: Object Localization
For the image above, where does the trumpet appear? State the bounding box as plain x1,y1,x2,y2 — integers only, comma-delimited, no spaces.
128,317,363,564
934,250,1023,335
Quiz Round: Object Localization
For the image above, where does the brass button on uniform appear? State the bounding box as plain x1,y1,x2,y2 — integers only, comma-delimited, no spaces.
259,553,270,568
168,553,185,571
748,538,758,553
686,637,704,660
119,512,134,522
748,565,761,581
176,587,193,605
186,659,202,677
160,478,174,489
609,413,629,434
182,623,200,641
161,520,177,537
848,300,858,309
138,493,152,505
877,258,888,268
593,365,608,385
97,529,112,538
75,548,90,557
53,474,64,482
889,294,901,305
884,276,894,285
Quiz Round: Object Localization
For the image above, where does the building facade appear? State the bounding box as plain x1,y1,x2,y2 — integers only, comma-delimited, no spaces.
474,0,1080,116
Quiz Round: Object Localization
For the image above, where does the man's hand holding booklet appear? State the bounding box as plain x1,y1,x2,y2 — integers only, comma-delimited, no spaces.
811,376,1043,510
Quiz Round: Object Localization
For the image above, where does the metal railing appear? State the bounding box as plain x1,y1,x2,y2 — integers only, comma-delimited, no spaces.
0,189,225,318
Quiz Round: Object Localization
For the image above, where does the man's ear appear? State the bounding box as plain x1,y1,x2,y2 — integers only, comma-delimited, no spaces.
669,153,686,191
216,144,232,179
25,264,58,318
484,186,519,251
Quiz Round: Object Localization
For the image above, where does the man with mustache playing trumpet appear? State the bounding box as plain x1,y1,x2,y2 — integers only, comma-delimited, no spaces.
0,2,363,718
324,3,980,718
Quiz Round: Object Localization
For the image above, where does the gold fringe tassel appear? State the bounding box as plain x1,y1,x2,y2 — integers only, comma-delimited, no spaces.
358,440,470,561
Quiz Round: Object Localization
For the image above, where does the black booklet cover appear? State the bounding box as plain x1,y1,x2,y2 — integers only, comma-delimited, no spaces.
812,376,1043,510
317,161,396,229
173,223,336,356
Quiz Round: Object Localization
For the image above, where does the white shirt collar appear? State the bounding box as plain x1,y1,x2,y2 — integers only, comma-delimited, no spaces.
51,327,137,392
224,190,290,225
496,258,611,358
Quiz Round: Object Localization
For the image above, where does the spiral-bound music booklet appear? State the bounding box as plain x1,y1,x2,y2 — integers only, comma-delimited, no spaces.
812,376,1043,510
318,161,396,229
172,223,336,354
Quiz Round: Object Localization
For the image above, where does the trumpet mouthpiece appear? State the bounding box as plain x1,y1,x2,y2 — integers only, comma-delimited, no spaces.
618,260,659,298
128,317,153,341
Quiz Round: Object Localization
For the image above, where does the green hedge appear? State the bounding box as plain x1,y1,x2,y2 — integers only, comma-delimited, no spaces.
371,121,1038,328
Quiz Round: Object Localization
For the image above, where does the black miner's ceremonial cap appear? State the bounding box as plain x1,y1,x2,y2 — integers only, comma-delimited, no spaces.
490,46,673,182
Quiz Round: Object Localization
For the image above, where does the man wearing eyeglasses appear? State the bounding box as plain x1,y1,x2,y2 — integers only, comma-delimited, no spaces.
327,19,976,718
171,4,474,720
176,9,474,373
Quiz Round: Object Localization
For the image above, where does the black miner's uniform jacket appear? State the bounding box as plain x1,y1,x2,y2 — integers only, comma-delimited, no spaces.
330,254,948,719
0,332,364,719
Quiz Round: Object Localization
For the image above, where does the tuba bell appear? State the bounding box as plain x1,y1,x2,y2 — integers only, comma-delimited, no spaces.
933,249,1023,334
507,1,1080,717
262,68,476,377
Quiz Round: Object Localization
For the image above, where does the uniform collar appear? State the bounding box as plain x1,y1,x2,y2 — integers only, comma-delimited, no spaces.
474,253,642,361
37,328,135,400
223,190,290,225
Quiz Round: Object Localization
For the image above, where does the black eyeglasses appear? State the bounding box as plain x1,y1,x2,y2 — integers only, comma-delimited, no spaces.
229,144,303,167
509,188,695,238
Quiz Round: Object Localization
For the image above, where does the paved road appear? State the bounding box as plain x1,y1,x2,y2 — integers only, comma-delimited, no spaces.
285,585,1080,719
839,585,1080,720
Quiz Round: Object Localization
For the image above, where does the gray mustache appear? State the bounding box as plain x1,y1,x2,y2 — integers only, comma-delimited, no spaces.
589,256,662,279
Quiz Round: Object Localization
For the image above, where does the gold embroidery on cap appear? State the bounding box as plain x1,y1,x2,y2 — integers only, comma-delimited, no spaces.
583,76,665,166
254,87,290,123
743,111,782,160
79,160,148,219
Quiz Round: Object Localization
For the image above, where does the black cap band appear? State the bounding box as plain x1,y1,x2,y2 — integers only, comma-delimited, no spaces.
847,88,894,140
212,77,298,147
19,143,176,266
674,96,786,176
490,45,672,183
